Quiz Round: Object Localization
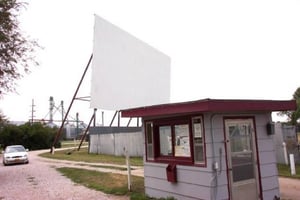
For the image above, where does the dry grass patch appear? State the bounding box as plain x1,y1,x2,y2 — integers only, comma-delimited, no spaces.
39,148,143,166
57,167,144,197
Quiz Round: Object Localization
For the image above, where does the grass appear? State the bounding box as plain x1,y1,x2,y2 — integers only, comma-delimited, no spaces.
60,140,88,148
39,147,143,166
40,147,299,200
277,163,300,179
57,167,175,200
57,167,148,199
39,147,174,199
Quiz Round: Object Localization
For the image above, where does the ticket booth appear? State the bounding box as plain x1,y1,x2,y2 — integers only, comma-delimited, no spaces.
121,98,296,200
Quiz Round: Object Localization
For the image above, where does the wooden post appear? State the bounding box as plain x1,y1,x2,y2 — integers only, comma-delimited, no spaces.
124,148,132,191
290,154,296,175
283,142,288,165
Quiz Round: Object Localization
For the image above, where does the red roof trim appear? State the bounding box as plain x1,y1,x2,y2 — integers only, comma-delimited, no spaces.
121,98,297,118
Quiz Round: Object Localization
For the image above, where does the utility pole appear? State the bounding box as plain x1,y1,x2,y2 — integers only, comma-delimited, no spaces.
76,112,79,139
102,111,104,126
30,99,36,125
61,100,64,123
93,108,97,127
49,96,54,124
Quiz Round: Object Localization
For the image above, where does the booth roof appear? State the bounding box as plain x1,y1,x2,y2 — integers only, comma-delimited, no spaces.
121,98,297,118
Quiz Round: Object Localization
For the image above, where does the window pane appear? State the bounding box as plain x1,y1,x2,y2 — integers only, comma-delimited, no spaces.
194,145,204,161
175,124,190,157
193,118,202,138
229,123,255,182
145,122,154,159
147,145,153,158
229,125,252,153
159,126,172,156
232,153,254,182
146,123,153,144
193,117,204,163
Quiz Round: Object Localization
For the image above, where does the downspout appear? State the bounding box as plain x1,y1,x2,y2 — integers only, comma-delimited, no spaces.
210,113,223,200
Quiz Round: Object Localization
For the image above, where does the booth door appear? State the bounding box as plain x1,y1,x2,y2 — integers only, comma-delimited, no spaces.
225,119,261,200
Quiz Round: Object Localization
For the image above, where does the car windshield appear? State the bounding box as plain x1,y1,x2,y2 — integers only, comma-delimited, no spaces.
6,146,26,153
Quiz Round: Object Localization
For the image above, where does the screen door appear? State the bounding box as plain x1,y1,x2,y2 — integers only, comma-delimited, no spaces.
225,118,261,200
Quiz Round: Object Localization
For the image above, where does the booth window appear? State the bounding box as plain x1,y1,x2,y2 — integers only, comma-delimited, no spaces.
192,117,205,164
145,115,205,166
174,124,190,157
145,122,154,160
159,126,172,156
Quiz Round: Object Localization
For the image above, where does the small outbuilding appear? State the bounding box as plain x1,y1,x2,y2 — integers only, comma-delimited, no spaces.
121,98,296,200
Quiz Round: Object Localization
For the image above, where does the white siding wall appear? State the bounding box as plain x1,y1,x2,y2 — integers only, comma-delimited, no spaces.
204,114,229,200
89,131,143,156
255,113,280,199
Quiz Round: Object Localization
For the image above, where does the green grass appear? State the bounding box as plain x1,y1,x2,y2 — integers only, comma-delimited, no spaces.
39,148,143,166
60,140,88,148
277,164,300,179
57,167,148,199
40,147,175,199
57,167,175,200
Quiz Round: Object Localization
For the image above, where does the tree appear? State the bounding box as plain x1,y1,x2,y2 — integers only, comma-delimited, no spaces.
0,110,8,125
278,87,300,125
0,122,60,150
0,0,40,96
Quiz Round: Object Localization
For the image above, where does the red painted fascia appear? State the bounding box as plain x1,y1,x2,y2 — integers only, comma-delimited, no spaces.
121,99,297,118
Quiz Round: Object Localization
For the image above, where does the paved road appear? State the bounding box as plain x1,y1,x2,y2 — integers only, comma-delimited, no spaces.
0,149,129,200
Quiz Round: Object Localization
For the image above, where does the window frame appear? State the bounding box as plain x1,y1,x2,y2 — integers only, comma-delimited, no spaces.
145,121,154,160
144,115,206,167
192,116,206,165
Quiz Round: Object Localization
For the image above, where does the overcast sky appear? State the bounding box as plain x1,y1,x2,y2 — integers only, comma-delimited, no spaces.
1,0,300,124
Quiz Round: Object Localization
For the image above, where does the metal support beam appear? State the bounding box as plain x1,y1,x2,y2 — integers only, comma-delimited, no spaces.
51,54,93,153
109,111,118,127
127,118,132,127
77,112,95,151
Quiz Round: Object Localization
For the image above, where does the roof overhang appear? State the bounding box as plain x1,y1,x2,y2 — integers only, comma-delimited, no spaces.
121,98,297,118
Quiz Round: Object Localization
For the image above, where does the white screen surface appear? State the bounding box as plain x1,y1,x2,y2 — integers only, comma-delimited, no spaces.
90,15,171,110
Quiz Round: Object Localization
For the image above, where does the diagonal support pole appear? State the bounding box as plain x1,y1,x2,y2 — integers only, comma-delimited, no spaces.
77,110,96,151
50,54,93,153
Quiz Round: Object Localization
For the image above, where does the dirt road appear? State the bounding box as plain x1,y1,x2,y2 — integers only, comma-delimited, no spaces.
1,149,300,199
0,149,129,200
279,177,300,200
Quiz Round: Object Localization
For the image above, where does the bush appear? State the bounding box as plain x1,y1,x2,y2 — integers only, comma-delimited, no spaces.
0,122,61,150
0,124,23,147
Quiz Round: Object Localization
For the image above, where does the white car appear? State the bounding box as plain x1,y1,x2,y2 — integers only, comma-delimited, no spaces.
2,145,29,166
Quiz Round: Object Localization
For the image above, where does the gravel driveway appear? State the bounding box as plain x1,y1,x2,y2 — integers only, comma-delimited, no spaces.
279,177,300,200
0,149,129,200
1,149,300,200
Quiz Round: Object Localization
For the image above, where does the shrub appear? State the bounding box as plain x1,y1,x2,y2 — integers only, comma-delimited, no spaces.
0,122,61,150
